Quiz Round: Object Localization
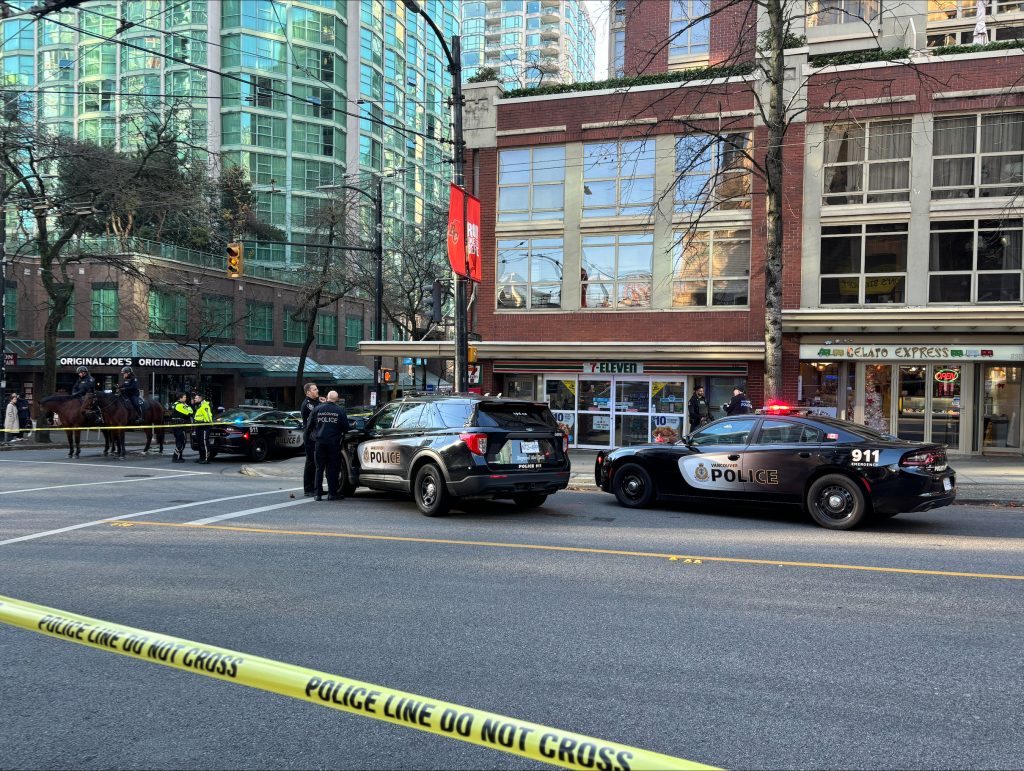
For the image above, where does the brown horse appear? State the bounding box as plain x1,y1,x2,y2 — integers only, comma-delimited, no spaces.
38,394,105,458
93,392,165,458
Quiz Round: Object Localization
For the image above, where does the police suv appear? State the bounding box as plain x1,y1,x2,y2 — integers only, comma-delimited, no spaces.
339,395,571,516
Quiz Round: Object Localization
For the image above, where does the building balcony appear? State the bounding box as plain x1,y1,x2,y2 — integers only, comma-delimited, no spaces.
541,8,560,22
540,25,561,39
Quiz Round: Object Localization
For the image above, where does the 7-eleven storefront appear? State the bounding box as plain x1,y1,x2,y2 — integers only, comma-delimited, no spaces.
493,359,752,449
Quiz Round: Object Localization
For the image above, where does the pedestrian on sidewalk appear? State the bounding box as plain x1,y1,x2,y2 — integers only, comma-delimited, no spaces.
310,390,349,501
4,394,19,443
300,382,325,497
16,395,31,439
169,392,194,463
192,392,213,463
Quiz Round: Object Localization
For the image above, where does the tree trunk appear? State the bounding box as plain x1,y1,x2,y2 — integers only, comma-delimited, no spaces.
762,0,786,404
294,311,318,402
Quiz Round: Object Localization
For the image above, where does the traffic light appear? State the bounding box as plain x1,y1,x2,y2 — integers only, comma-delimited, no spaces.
380,368,394,385
226,242,244,279
422,279,444,324
468,345,477,364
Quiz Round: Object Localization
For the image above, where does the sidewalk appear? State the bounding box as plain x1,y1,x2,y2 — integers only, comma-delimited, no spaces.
238,449,1024,506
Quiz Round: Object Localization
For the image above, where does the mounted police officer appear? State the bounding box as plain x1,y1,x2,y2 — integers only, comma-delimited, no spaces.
119,366,145,425
309,390,349,501
70,365,102,425
169,392,194,463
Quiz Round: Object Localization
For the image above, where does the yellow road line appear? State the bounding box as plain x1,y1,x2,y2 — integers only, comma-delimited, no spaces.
121,521,1024,582
0,594,717,770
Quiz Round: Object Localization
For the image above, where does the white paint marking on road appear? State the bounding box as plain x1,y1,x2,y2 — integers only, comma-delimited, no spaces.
0,459,208,475
0,488,303,547
187,498,314,525
1,475,189,495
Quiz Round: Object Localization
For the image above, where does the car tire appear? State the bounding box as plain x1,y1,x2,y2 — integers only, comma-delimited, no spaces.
338,455,357,497
248,437,270,463
512,493,547,509
806,474,868,530
413,462,450,517
613,463,655,508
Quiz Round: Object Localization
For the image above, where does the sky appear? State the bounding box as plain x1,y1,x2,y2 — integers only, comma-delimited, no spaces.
583,0,610,80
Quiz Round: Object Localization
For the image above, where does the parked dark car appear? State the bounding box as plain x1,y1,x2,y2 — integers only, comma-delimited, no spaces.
191,407,305,462
339,394,571,516
595,407,957,530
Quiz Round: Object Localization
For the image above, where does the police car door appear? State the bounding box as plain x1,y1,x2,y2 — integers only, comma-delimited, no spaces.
357,401,406,489
743,419,824,504
675,417,757,499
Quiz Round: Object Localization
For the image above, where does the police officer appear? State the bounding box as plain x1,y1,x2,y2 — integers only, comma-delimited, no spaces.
300,382,324,497
309,390,349,501
169,392,194,463
192,391,213,463
70,365,102,425
724,385,753,416
119,366,144,425
688,385,712,430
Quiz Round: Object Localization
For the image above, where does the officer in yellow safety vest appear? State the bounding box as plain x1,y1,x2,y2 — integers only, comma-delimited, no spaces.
169,392,194,463
192,392,213,464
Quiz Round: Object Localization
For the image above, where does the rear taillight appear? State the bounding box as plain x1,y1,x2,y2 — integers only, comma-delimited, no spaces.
243,431,251,440
460,432,488,455
901,450,947,470
562,433,569,453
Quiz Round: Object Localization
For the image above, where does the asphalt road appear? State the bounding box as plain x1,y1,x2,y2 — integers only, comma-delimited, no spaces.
1,447,1022,771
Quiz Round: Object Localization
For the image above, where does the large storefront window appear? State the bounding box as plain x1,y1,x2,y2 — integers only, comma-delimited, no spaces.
864,363,893,433
982,365,1021,450
799,361,840,415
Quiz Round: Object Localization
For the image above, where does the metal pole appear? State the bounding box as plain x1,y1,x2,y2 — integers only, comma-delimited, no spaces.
374,174,384,406
0,201,7,409
450,34,468,394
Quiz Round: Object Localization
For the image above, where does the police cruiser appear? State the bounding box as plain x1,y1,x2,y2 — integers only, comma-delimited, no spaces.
595,405,957,530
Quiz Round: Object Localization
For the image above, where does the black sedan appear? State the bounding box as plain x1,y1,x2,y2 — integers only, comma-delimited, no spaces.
191,407,305,462
595,409,957,530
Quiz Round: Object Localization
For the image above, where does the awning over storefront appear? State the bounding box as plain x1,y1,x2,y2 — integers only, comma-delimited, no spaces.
244,356,374,384
358,340,766,361
5,339,260,369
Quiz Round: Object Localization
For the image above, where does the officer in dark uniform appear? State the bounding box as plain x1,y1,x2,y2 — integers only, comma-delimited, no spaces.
169,392,194,463
119,366,144,425
300,382,324,497
309,390,349,501
724,385,753,416
70,365,102,425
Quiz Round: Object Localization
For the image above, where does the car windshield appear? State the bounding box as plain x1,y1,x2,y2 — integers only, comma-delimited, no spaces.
475,403,556,430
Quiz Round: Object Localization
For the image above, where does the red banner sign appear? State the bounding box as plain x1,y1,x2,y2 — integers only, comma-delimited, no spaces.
448,183,482,283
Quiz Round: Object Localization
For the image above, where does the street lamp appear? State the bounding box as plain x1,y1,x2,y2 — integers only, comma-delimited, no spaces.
401,0,470,394
318,176,385,406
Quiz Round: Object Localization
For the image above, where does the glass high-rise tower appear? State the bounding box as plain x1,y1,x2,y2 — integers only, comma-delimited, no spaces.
461,0,595,88
1,0,460,263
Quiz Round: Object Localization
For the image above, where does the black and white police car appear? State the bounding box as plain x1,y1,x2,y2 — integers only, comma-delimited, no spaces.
339,394,571,516
595,406,957,530
193,407,305,462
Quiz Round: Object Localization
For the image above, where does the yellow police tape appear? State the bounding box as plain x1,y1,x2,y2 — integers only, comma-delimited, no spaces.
1,421,233,434
0,594,718,770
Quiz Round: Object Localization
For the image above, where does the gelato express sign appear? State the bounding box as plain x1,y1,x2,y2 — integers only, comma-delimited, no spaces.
800,344,1024,361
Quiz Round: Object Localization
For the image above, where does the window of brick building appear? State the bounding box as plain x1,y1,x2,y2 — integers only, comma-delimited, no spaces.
345,316,364,350
498,145,565,221
583,140,655,218
245,300,274,344
316,313,338,348
581,233,653,309
675,132,752,212
820,223,908,305
284,307,307,345
672,228,750,307
148,289,186,336
202,295,234,341
90,284,119,336
807,0,879,26
823,120,911,205
4,281,16,333
669,0,710,58
933,112,1024,200
929,219,1023,303
496,237,563,310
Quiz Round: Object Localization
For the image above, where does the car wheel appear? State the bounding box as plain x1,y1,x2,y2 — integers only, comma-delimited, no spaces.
413,462,450,517
512,493,547,509
613,463,655,508
248,437,270,463
338,455,357,497
806,474,868,530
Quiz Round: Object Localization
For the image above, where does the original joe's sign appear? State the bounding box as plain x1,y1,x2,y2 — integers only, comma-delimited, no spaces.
582,361,644,375
59,356,198,369
800,344,1024,361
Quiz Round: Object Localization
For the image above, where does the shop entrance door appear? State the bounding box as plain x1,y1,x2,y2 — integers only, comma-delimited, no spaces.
577,377,612,447
894,364,961,449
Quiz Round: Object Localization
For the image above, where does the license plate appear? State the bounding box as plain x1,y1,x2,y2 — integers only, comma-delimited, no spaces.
520,440,539,454
942,477,952,491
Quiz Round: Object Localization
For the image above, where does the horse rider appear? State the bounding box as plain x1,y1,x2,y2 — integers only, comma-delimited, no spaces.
169,392,194,463
70,365,103,425
119,366,145,425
